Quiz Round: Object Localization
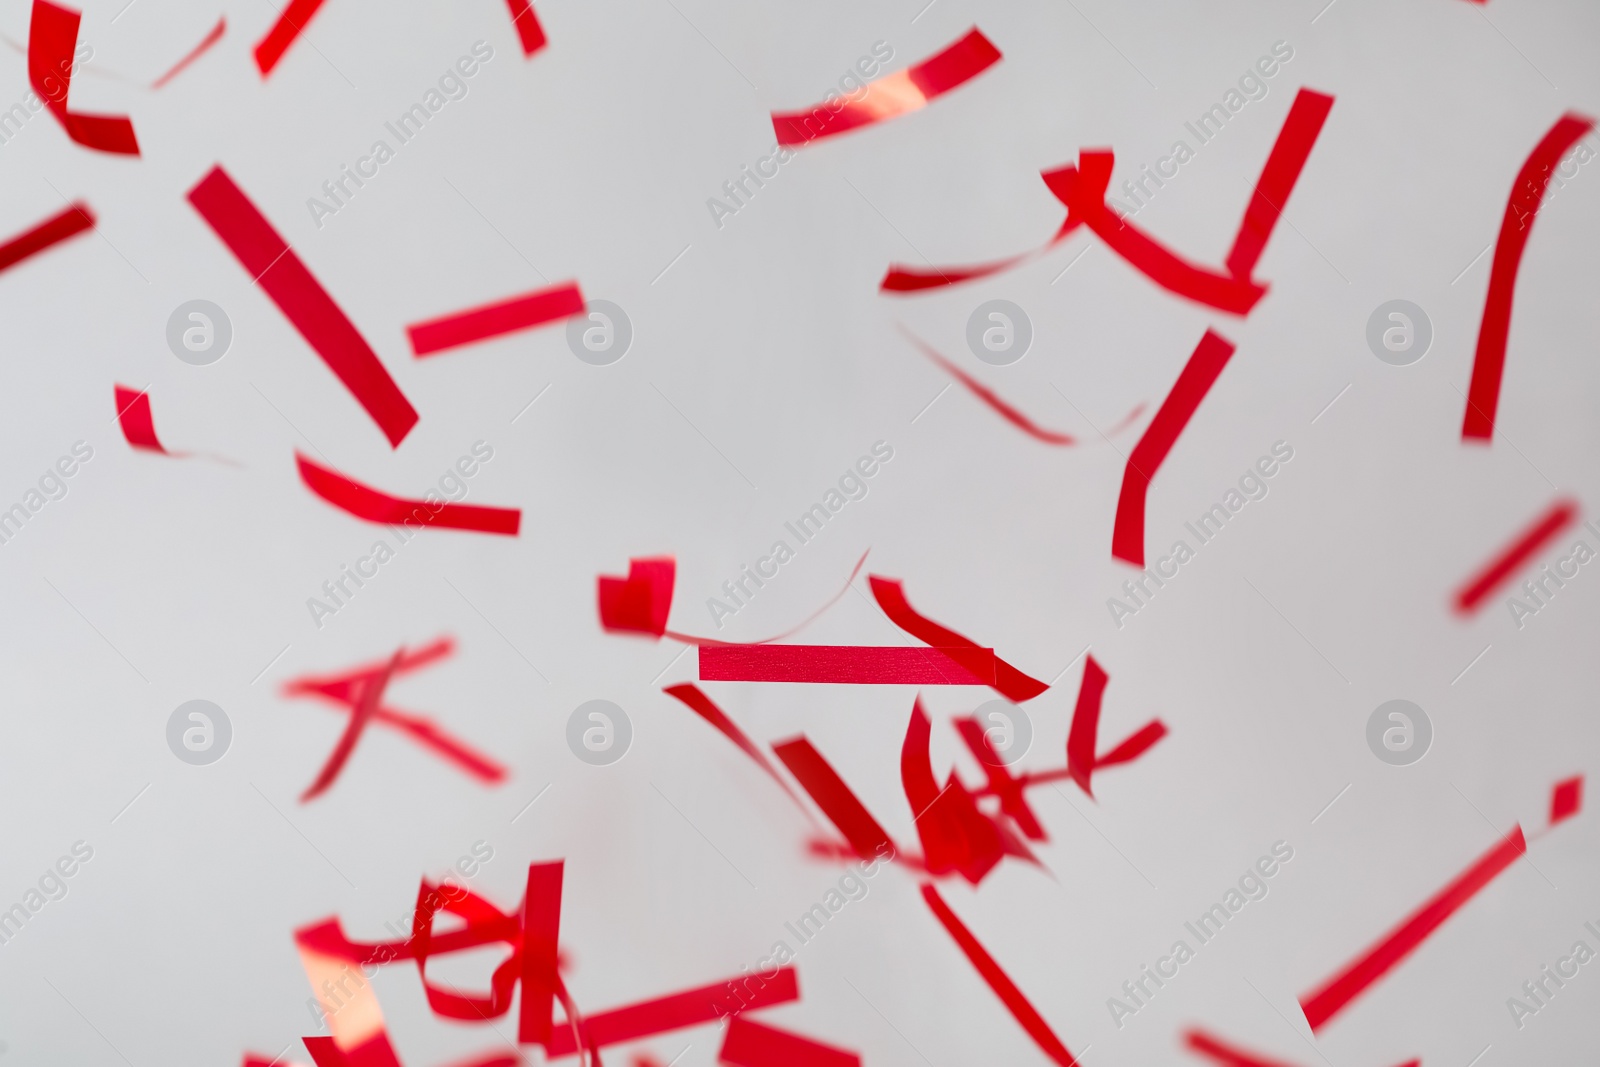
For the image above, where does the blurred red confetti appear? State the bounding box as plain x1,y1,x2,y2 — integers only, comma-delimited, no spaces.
699,644,998,685
151,16,226,88
113,386,167,454
1550,774,1583,825
29,0,139,154
0,202,94,274
407,282,585,356
254,0,328,76
296,453,522,535
504,0,547,55
1451,497,1578,613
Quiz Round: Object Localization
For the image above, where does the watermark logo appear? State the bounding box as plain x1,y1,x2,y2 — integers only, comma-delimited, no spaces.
567,300,632,366
1366,300,1431,366
1366,699,1431,766
166,300,232,366
167,700,232,765
566,699,631,765
973,699,1032,765
966,299,1031,365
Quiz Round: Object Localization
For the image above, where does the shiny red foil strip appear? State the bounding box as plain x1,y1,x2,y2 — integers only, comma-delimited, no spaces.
1452,498,1577,613
408,282,585,356
1112,329,1238,566
29,1,139,154
152,16,225,88
699,644,996,685
254,0,327,76
773,28,1000,147
719,1017,860,1067
1461,113,1596,440
920,883,1079,1065
188,166,420,447
773,737,897,860
504,0,547,55
296,453,522,535
868,576,1048,702
114,385,167,453
901,327,1077,444
1298,825,1527,1032
0,202,94,274
1183,1029,1299,1067
1550,774,1583,826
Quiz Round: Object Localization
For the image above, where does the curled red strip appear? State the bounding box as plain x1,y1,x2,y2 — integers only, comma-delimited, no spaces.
254,0,327,76
188,166,420,447
868,575,1047,702
1461,113,1596,441
29,0,139,155
504,0,547,55
152,16,225,88
772,28,1000,147
1298,826,1526,1032
1451,497,1577,613
408,281,585,356
114,385,166,454
297,453,522,535
1112,329,1237,566
0,202,93,274
699,644,996,685
720,1017,860,1067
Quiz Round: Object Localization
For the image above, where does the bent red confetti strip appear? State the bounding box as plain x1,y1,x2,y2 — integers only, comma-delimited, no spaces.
29,0,139,155
297,454,522,535
868,575,1048,702
773,29,1001,147
1451,497,1577,613
719,1016,860,1067
114,386,167,454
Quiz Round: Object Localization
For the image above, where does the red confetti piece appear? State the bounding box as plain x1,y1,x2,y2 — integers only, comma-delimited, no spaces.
773,736,897,861
504,0,547,56
0,202,94,275
699,645,996,685
903,699,1012,884
1065,655,1167,796
300,647,401,801
772,29,1001,147
303,1034,402,1067
900,327,1077,444
719,1016,860,1067
29,1,139,155
1184,1029,1299,1067
663,683,806,807
1550,774,1583,826
1112,329,1238,567
952,716,1044,840
1451,498,1577,613
1298,825,1526,1032
1461,113,1595,441
188,167,420,448
920,882,1079,1066
151,16,226,88
1222,88,1338,281
543,970,800,1058
868,576,1048,702
254,0,327,77
114,385,167,454
408,281,585,357
520,861,562,1045
297,453,522,535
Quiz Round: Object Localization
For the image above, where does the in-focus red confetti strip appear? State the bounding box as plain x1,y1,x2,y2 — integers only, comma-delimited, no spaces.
407,281,585,356
772,28,1000,147
1451,498,1578,613
1112,329,1238,566
254,0,327,76
151,16,225,88
1550,774,1583,826
920,883,1079,1066
504,0,547,56
773,737,897,861
29,1,139,154
719,1016,861,1067
113,385,167,454
0,202,94,274
1298,825,1526,1032
699,644,996,685
900,327,1077,444
188,166,420,447
868,576,1048,702
1183,1029,1299,1067
297,453,522,535
519,861,562,1045
1461,113,1596,441
663,683,805,806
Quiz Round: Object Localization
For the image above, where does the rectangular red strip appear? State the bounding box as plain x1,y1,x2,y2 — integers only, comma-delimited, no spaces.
0,202,93,274
1224,89,1336,280
518,861,562,1045
773,738,895,860
188,167,419,447
1452,498,1577,613
504,0,547,55
1298,826,1526,1032
543,967,799,1057
408,282,584,356
254,0,327,75
720,1017,860,1067
699,645,995,685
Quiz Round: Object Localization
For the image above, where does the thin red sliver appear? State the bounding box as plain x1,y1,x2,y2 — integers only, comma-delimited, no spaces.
1223,89,1337,280
152,16,225,88
719,1016,861,1067
901,327,1077,444
868,576,1048,702
542,968,800,1057
254,0,327,76
773,737,896,860
1452,498,1577,612
0,202,94,274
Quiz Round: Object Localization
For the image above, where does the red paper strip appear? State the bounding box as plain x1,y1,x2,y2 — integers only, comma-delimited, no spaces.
773,29,1000,147
903,700,1008,884
882,252,1040,293
301,648,401,801
773,737,896,860
1298,825,1527,1032
663,683,804,805
0,202,94,275
901,327,1076,444
953,716,1044,840
543,969,800,1058
1550,774,1582,826
1452,498,1577,613
719,1017,860,1067
152,16,225,88
1183,1029,1298,1067
254,0,327,76
303,1033,403,1067
700,644,995,685
1462,113,1595,440
504,0,547,55
1112,329,1237,566
408,282,584,356
921,883,1078,1066
519,862,563,1046
188,167,419,447
29,1,139,155
868,576,1047,702
1223,89,1337,280
297,453,521,535
114,385,167,454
